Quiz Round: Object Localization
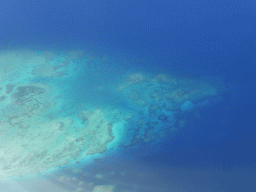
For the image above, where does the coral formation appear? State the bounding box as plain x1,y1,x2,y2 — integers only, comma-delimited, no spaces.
0,49,220,180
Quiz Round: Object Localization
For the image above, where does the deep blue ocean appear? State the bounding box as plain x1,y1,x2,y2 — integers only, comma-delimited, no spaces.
0,0,256,192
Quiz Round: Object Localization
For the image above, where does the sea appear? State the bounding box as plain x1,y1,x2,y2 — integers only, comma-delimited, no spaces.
0,0,255,192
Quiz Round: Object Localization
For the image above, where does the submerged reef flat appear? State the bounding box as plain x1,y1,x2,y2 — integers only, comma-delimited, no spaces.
0,49,221,179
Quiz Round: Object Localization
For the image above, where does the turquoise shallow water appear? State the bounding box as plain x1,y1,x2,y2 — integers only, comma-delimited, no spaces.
0,46,254,192
0,49,221,181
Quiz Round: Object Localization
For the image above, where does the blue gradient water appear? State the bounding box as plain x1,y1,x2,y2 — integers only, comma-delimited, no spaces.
0,0,255,191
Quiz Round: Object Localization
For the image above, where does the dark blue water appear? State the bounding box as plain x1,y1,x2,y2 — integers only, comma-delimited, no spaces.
0,0,256,191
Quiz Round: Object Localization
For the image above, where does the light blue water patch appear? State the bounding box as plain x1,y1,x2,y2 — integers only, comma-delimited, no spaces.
180,100,194,111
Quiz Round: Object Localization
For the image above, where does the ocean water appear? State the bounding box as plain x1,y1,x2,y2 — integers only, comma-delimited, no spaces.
0,0,256,192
